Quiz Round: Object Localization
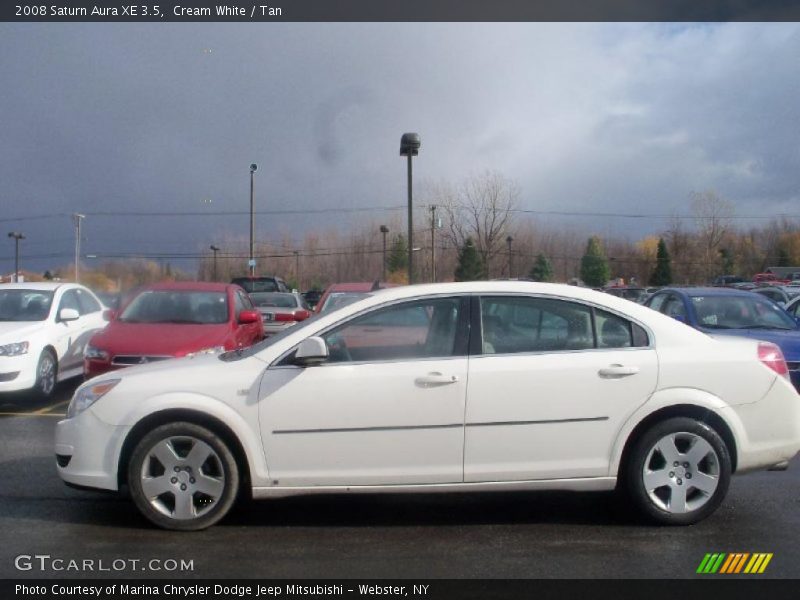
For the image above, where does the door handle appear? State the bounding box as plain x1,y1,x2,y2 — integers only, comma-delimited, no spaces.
598,364,639,378
415,372,459,387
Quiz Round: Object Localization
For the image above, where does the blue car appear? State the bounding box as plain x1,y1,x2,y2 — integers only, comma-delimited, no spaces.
645,287,800,391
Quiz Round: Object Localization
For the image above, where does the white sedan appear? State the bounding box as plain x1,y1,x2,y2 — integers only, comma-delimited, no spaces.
55,282,800,530
0,282,107,397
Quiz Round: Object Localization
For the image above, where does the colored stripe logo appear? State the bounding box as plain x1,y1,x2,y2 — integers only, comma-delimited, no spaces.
697,553,773,574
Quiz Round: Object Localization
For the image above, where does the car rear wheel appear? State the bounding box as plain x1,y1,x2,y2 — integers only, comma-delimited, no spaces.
624,417,731,525
34,349,57,398
127,422,240,531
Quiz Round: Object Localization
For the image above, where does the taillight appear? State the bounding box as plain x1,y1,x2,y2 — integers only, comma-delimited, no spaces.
275,313,295,322
758,342,789,379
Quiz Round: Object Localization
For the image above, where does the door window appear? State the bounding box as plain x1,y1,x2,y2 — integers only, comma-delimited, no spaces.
58,290,82,315
75,289,102,315
322,298,463,363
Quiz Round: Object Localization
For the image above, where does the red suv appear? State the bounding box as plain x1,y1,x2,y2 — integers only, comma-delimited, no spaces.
84,282,263,378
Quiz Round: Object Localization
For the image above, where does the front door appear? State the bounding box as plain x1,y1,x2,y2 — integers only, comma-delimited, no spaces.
259,296,469,486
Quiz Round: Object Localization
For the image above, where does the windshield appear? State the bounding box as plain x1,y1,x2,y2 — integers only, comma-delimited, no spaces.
0,290,54,322
691,295,796,330
119,290,229,324
320,292,369,313
250,292,298,308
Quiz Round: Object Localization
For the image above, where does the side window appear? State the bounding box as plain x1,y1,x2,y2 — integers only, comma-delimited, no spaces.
75,289,101,315
646,293,667,313
663,295,687,320
322,298,462,363
58,290,81,315
238,290,254,311
480,296,593,354
595,309,648,348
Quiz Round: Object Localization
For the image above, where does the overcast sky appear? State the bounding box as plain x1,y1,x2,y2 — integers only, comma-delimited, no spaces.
1,22,799,272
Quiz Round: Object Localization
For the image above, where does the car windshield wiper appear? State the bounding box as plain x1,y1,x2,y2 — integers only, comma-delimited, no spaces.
156,319,207,324
737,324,794,330
701,324,733,329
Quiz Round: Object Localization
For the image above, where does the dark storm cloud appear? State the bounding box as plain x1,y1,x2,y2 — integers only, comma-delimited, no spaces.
1,22,799,271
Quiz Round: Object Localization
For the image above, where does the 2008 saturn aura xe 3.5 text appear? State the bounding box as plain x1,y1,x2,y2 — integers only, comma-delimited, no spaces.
55,282,800,530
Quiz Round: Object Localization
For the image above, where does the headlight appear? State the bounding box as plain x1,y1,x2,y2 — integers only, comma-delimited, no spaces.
84,345,110,360
186,346,225,357
66,379,120,419
0,341,29,356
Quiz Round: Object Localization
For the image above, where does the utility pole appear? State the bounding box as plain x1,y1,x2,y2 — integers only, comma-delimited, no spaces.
380,225,389,281
210,245,220,281
400,133,420,284
506,235,514,278
430,205,437,283
249,163,258,276
72,214,85,283
293,250,300,289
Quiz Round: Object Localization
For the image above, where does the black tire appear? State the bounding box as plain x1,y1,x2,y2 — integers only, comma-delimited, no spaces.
34,349,58,398
127,422,240,531
623,417,731,525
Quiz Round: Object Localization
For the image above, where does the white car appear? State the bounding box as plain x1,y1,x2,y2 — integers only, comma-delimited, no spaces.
56,282,800,530
0,282,107,397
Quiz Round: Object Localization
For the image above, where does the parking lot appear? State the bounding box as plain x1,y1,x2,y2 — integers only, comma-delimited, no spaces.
1,380,798,579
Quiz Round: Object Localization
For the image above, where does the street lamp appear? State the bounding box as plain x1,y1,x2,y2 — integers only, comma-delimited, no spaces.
7,232,25,282
400,133,420,284
379,225,389,281
209,245,220,281
72,213,85,283
293,250,300,289
249,163,258,276
506,235,514,278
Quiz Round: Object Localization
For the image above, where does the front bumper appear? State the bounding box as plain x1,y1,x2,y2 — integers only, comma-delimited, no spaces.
0,352,38,392
55,409,130,491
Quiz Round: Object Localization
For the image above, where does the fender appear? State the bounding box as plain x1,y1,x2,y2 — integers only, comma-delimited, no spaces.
97,391,271,487
607,387,748,476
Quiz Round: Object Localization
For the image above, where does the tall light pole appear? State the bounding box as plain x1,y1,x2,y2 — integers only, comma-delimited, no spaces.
506,235,514,278
430,205,439,283
249,163,258,276
379,225,389,281
210,245,220,281
7,232,25,282
72,213,85,283
400,133,420,284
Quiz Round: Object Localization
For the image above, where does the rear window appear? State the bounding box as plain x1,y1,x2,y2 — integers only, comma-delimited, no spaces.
232,278,279,293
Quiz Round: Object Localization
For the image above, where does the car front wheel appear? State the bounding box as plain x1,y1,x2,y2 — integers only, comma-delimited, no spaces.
624,417,731,525
127,422,240,531
34,349,57,398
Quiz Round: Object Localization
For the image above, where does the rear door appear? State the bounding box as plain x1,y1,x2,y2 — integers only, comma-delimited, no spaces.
464,295,658,482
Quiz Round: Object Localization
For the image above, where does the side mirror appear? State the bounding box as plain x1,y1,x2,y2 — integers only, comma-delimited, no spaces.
794,315,800,327
103,309,116,322
59,308,80,322
238,310,261,324
294,336,329,366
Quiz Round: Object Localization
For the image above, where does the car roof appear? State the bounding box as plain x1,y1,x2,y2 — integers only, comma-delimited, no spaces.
142,281,232,292
325,282,379,292
0,282,67,291
664,286,761,298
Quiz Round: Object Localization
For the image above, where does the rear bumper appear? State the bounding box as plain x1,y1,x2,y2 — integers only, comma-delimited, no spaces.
729,377,800,473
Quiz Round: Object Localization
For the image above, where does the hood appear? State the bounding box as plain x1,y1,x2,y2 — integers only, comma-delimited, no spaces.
90,322,230,357
0,321,45,342
702,327,800,361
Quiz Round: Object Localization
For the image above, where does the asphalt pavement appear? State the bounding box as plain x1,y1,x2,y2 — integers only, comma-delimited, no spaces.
1,381,799,579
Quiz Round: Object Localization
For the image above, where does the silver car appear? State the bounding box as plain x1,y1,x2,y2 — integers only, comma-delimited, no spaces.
249,292,312,336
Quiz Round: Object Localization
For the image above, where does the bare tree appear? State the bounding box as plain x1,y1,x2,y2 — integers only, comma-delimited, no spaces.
692,190,734,281
433,170,519,277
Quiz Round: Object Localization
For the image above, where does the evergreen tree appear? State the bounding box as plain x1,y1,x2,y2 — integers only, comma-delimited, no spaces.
387,234,408,274
777,247,790,267
454,237,486,281
649,238,673,286
528,254,554,282
580,236,610,287
719,247,736,274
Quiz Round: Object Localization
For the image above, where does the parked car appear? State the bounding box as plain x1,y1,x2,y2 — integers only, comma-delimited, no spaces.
603,286,648,304
84,282,263,378
315,281,394,314
0,283,107,397
751,286,792,307
301,289,323,310
230,276,289,294
93,290,121,310
248,292,312,336
753,273,789,285
711,275,745,287
57,281,800,530
644,287,800,390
